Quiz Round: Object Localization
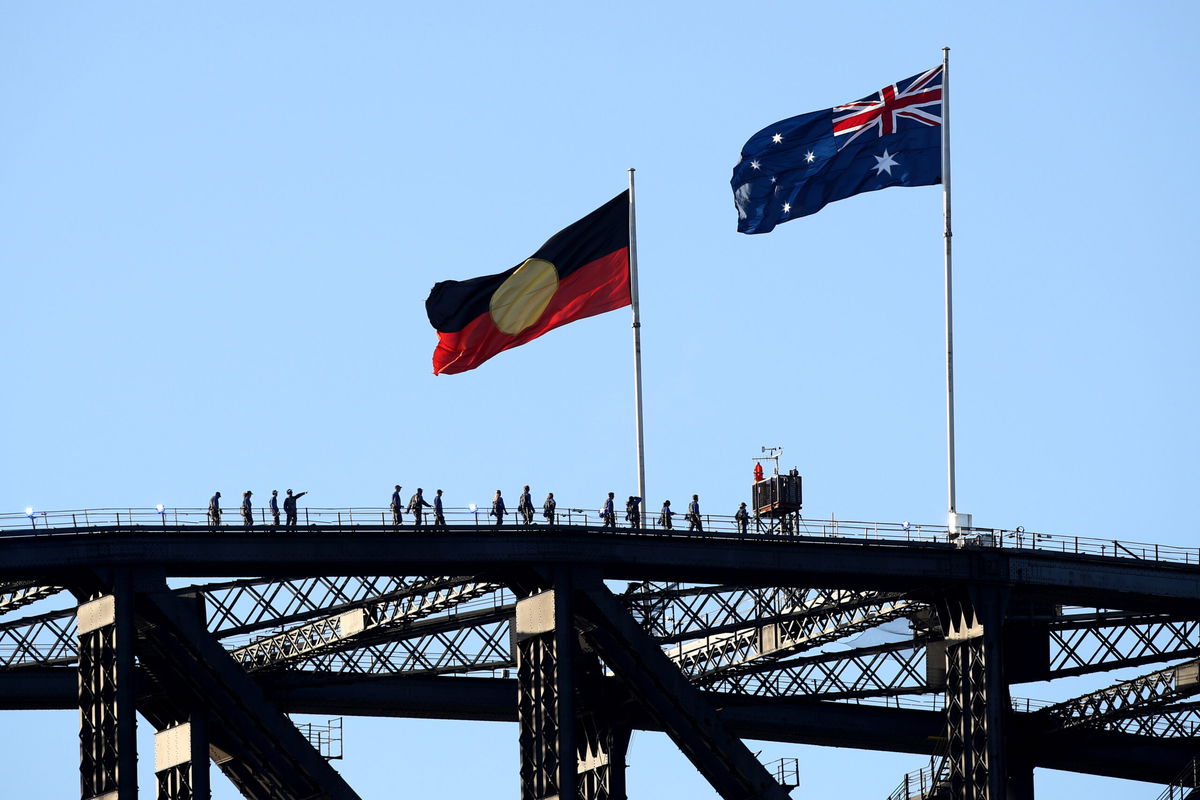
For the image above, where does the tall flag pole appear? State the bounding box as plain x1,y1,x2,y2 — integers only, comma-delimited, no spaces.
628,168,647,502
730,57,963,527
940,47,959,529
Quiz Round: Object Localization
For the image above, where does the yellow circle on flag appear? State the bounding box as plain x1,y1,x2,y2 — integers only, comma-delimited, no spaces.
490,258,560,335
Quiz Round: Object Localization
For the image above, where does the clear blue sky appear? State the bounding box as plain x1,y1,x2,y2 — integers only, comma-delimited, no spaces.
2,2,1197,797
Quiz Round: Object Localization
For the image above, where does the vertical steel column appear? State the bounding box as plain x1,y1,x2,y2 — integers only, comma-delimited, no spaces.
941,589,1013,800
77,575,137,800
155,715,211,800
577,713,630,800
516,575,630,800
516,575,578,800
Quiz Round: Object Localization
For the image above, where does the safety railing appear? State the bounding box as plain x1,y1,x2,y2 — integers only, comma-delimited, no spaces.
0,506,1197,567
887,756,947,800
1157,755,1200,800
842,694,1052,715
292,716,343,760
763,756,800,789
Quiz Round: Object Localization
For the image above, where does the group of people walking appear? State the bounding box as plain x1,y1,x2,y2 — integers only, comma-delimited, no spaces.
208,489,309,529
390,485,448,529
488,488,735,533
206,486,754,534
488,486,556,526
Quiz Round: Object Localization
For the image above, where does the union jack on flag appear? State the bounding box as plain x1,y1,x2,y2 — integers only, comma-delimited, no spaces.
833,65,943,150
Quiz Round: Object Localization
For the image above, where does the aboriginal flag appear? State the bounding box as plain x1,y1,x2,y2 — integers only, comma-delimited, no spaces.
426,192,631,375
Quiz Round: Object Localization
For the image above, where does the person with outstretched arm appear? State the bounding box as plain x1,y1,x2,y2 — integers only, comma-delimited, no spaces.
409,488,432,529
283,489,308,530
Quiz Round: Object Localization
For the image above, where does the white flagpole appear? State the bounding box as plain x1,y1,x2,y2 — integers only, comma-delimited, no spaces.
628,168,647,503
941,47,959,527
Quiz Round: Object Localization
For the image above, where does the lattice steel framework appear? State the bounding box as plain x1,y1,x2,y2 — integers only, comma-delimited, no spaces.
1,523,1199,800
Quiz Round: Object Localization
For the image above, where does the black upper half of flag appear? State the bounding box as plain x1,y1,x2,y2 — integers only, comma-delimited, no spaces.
426,192,629,333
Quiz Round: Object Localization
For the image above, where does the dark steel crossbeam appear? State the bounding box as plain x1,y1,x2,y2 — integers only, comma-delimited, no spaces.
702,637,931,699
622,583,923,688
291,613,513,675
1041,658,1200,731
0,595,517,679
574,578,789,800
195,575,494,637
1104,701,1200,738
7,666,1199,785
625,583,908,644
230,578,502,670
1050,610,1200,678
7,528,1199,610
0,606,78,668
254,674,1200,785
132,586,361,800
0,584,61,616
671,593,920,682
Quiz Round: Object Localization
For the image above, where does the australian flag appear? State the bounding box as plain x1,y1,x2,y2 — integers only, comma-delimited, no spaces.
732,65,943,235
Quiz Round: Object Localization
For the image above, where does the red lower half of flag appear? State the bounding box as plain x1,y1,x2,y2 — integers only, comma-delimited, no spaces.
432,248,629,375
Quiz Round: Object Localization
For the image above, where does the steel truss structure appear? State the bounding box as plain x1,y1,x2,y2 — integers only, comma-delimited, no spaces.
0,522,1198,799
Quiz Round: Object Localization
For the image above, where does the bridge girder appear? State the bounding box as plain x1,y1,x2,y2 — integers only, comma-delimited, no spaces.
2,525,1200,799
5,665,1200,787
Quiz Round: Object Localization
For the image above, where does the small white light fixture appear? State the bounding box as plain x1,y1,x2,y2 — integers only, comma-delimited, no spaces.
468,503,477,513
25,507,34,518
156,504,165,513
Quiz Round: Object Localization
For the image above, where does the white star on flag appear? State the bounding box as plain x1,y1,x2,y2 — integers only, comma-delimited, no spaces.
872,149,900,175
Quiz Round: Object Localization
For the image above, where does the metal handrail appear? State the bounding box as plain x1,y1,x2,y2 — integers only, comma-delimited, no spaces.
888,737,949,800
0,506,1197,567
1157,755,1200,800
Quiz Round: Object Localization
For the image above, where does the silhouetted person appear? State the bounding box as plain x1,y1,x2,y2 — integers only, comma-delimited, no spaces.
409,488,431,528
519,485,534,525
284,489,307,529
659,500,674,530
241,491,253,529
543,492,556,525
391,485,403,526
269,490,281,526
492,490,506,526
208,491,222,526
687,494,703,533
735,502,750,535
626,496,642,529
433,489,447,529
602,492,616,530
